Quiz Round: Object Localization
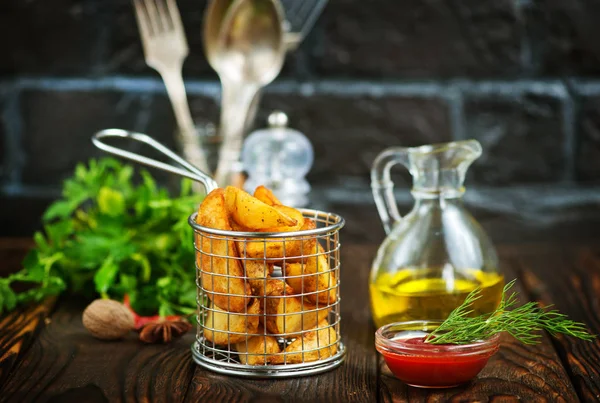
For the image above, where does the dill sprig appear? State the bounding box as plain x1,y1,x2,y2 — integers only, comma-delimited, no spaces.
424,279,596,345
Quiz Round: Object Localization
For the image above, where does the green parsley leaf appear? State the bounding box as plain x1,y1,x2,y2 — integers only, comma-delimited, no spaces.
0,158,203,317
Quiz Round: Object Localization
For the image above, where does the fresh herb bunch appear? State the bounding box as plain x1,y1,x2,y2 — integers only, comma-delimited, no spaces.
0,158,201,318
425,279,595,345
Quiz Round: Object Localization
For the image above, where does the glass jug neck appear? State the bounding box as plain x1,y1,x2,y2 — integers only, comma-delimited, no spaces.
410,168,466,199
413,195,465,208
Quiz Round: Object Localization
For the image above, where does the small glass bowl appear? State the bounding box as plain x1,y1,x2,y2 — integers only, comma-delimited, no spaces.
375,320,500,388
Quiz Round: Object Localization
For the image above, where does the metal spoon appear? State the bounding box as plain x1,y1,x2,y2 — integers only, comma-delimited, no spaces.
243,0,328,135
203,0,286,187
203,0,235,67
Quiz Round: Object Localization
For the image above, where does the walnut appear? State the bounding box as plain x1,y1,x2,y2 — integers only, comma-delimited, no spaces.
138,319,193,343
82,299,135,340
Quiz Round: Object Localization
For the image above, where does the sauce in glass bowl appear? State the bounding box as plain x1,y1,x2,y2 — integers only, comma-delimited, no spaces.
375,321,500,388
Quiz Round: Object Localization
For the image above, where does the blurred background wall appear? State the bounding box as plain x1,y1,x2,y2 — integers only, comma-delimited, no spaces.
1,0,600,241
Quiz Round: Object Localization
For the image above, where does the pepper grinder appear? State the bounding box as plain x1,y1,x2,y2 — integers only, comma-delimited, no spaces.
242,111,313,207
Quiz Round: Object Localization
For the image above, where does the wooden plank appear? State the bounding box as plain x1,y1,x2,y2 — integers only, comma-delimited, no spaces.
0,297,57,389
378,253,580,402
1,239,593,401
0,298,197,402
0,237,56,390
518,245,600,402
184,244,379,403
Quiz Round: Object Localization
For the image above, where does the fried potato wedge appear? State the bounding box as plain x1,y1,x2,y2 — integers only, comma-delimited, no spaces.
225,186,296,230
204,298,261,345
284,244,336,305
244,260,274,279
253,185,281,206
237,218,317,260
264,284,330,336
251,277,289,299
244,260,276,297
270,319,338,364
235,326,281,365
229,219,249,232
276,218,317,258
231,206,304,233
262,205,304,232
196,188,252,312
252,278,289,322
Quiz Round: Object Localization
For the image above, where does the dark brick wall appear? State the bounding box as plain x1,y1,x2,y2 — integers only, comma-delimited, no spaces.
462,83,572,184
315,0,523,78
1,0,600,236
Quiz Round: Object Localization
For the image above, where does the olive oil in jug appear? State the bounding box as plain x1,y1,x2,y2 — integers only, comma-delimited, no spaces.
370,268,504,328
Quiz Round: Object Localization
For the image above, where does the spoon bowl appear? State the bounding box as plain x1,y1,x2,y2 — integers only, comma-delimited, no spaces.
216,0,285,84
203,0,235,67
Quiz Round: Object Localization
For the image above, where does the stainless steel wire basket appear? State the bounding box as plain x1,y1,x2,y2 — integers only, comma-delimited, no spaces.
189,209,345,378
91,129,345,378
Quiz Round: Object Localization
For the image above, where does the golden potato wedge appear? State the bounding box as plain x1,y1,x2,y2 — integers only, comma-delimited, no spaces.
237,218,317,260
230,205,304,232
275,218,318,258
264,284,330,336
224,186,297,230
251,277,289,299
271,319,338,364
244,260,274,279
253,278,290,323
196,188,252,312
261,205,304,232
230,220,249,232
284,244,336,305
244,260,276,297
253,185,281,206
204,298,262,345
235,326,281,365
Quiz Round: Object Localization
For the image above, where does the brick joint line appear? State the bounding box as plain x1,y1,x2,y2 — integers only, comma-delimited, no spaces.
0,76,594,98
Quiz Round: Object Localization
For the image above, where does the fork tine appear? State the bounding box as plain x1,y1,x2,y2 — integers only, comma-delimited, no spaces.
166,0,184,32
132,0,153,39
143,0,162,34
155,0,172,31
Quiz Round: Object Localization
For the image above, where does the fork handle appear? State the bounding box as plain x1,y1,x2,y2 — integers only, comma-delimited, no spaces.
160,68,211,175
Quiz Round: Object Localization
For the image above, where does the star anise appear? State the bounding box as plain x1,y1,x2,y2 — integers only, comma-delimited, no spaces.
138,319,193,343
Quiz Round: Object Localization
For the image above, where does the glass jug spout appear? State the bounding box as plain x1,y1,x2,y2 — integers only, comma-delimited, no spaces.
371,140,482,234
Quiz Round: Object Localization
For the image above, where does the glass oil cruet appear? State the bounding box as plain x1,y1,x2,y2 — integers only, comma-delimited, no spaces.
369,140,504,328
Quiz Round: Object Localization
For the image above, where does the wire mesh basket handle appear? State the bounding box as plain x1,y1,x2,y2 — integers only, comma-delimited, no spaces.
92,128,218,193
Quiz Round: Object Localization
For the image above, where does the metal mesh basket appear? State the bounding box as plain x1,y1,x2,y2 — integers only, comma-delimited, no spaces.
188,208,345,378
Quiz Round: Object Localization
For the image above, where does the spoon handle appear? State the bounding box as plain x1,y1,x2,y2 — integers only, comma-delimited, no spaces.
244,91,262,134
214,81,258,187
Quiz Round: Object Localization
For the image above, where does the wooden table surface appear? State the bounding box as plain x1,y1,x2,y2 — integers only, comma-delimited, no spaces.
1,238,600,402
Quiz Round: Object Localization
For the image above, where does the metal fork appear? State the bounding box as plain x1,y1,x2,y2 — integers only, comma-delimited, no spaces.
281,0,328,50
132,0,210,174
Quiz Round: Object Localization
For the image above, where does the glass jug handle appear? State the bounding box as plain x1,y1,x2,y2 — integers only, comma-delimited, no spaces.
371,147,410,234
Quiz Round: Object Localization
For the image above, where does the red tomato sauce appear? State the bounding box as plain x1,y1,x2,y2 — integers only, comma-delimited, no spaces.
380,337,494,388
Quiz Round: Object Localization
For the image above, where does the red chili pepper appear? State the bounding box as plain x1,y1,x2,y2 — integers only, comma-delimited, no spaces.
122,294,182,330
